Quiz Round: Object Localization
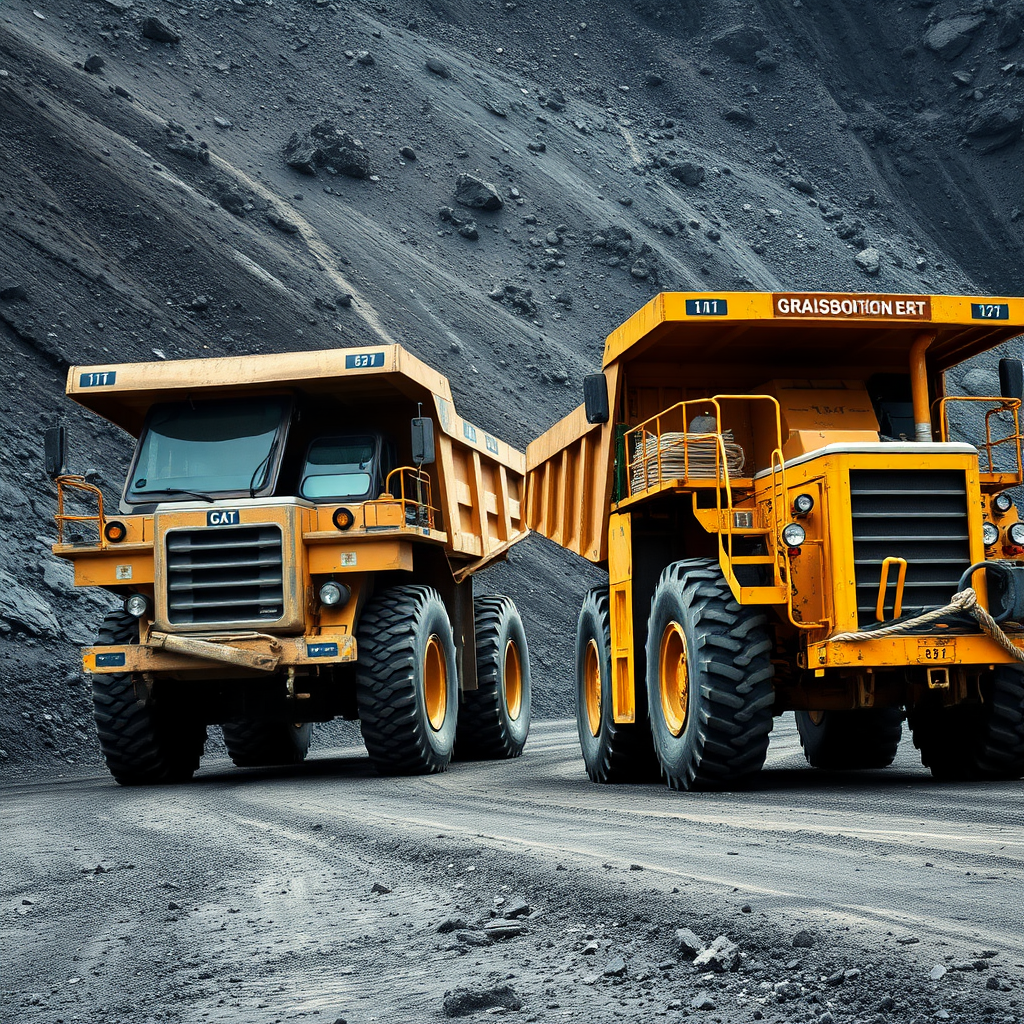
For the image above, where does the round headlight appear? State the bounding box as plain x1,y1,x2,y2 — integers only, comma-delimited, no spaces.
104,520,127,543
318,581,351,607
792,493,815,516
1009,522,1024,546
781,523,806,548
992,493,1014,515
124,593,151,619
982,521,1000,547
333,507,355,531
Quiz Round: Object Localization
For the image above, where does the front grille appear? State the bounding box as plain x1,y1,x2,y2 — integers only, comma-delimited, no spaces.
165,525,284,626
849,469,970,626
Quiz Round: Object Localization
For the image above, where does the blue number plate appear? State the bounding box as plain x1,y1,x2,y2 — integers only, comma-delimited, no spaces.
307,642,339,659
207,510,240,526
685,298,728,316
971,303,1009,321
80,371,117,387
95,652,126,668
345,352,385,369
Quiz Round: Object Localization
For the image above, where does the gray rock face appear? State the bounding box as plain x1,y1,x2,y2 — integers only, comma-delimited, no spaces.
996,6,1024,49
669,161,705,186
0,570,60,638
855,247,881,275
967,104,1023,153
425,56,451,78
141,17,180,44
711,25,769,64
674,927,703,958
923,16,985,60
442,984,522,1017
693,934,741,972
284,121,370,178
454,173,503,210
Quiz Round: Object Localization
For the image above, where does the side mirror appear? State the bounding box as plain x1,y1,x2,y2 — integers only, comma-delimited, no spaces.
411,417,435,465
583,373,609,425
999,358,1023,402
44,425,68,479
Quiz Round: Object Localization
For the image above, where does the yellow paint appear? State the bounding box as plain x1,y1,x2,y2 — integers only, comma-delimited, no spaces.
307,540,413,574
608,513,635,723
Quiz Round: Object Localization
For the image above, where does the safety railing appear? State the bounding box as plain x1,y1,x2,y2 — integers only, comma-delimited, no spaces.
53,475,108,546
383,466,438,530
937,396,1022,487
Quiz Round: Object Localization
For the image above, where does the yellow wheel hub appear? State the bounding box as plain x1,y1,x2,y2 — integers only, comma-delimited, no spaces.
423,634,448,731
659,621,689,737
583,638,602,737
503,639,523,721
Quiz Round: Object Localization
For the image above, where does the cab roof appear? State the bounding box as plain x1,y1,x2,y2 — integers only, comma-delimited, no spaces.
67,344,455,438
603,292,1024,382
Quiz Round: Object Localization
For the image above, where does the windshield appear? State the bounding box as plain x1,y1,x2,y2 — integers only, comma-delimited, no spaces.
127,397,289,500
301,436,377,500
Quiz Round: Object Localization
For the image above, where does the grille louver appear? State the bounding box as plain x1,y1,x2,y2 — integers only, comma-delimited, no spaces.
165,525,284,626
849,469,970,626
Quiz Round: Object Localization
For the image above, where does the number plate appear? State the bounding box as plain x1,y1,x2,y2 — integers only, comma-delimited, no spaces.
345,352,385,369
685,298,728,316
970,303,1009,321
917,638,953,661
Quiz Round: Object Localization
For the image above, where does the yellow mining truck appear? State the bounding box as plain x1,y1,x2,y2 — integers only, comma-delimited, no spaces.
46,345,531,784
526,291,1024,789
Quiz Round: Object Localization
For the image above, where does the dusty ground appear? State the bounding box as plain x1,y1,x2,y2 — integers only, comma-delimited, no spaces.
3,719,1023,1024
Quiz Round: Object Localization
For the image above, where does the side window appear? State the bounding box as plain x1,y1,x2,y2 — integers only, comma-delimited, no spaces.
301,435,379,501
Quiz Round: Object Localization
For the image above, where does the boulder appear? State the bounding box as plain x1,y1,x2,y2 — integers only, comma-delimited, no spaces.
923,15,985,61
711,25,769,64
454,174,503,210
284,121,370,178
0,570,61,638
966,104,1023,153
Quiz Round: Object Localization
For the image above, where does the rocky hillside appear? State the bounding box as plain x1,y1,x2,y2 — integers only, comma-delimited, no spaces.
1,0,1021,774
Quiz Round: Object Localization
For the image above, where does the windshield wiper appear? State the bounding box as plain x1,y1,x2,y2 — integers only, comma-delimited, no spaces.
249,437,279,499
158,487,215,503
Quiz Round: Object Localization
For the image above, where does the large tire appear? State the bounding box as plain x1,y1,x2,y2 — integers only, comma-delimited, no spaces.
795,708,903,770
575,588,658,783
645,559,775,791
455,596,531,760
91,610,206,786
356,585,458,775
908,666,1024,780
222,720,312,767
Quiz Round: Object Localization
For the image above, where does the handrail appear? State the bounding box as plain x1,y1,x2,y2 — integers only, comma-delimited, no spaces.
54,475,107,546
936,396,1022,485
383,466,438,530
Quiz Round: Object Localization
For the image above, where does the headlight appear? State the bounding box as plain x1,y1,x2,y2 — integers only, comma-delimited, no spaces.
1009,523,1024,546
104,520,128,542
318,581,351,607
124,593,151,619
992,493,1014,515
332,507,355,530
781,523,806,548
982,522,999,547
792,493,814,516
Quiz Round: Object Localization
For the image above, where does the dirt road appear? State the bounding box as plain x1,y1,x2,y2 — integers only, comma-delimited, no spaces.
3,717,1022,1023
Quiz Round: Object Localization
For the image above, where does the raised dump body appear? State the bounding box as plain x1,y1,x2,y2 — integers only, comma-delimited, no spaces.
50,344,532,784
527,291,1024,789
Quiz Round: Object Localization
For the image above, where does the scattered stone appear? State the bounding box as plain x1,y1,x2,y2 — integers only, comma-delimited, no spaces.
284,121,370,178
675,928,704,958
527,140,546,153
0,571,60,638
582,940,600,955
167,901,181,911
481,96,508,117
722,106,755,125
189,295,210,312
426,56,451,78
218,190,247,217
966,104,1023,153
603,955,627,977
488,283,537,317
644,71,664,87
924,15,985,61
267,212,300,234
0,285,29,302
484,919,524,939
929,964,947,981
141,17,180,44
438,206,479,240
693,935,741,973
774,980,802,1000
454,173,503,211
790,176,815,196
711,25,769,65
214,117,233,130
539,87,566,111
442,984,522,1018
669,161,705,186
792,929,816,948
370,882,391,895
855,247,881,275
691,990,716,1010
84,55,104,74
399,146,416,161
355,50,375,66
455,930,493,947
503,898,531,919
997,6,1023,49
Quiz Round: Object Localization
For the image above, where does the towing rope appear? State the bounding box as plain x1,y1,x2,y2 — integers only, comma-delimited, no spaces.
829,587,1024,664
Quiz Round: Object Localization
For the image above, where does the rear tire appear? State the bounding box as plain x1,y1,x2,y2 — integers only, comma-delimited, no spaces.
574,588,658,783
909,666,1024,780
795,709,903,770
356,585,458,775
91,610,206,786
645,559,775,791
222,720,311,767
455,596,531,760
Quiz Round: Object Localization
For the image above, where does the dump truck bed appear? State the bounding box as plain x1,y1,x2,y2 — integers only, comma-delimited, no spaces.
527,291,1024,563
67,344,527,571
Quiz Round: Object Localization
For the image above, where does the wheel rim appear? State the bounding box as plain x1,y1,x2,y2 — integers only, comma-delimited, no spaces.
503,639,523,721
423,634,448,731
583,639,602,737
659,622,689,737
